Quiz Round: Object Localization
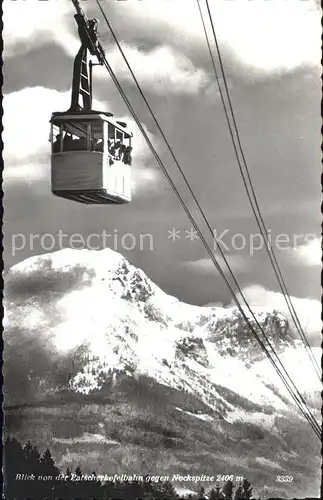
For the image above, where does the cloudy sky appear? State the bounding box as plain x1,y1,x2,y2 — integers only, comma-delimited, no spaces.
3,0,321,343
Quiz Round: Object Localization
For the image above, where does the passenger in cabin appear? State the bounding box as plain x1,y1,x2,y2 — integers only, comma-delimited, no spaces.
108,139,115,158
119,144,127,162
124,146,132,165
63,135,81,151
53,134,62,153
95,139,104,152
115,141,122,159
110,142,116,156
110,140,122,159
63,134,74,151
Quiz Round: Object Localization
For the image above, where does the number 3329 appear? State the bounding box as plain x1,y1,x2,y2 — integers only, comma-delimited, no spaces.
276,476,293,482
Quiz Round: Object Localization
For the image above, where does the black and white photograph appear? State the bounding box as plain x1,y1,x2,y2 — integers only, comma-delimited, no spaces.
2,0,321,498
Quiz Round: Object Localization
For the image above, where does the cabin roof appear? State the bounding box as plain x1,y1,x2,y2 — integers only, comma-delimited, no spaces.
50,110,133,137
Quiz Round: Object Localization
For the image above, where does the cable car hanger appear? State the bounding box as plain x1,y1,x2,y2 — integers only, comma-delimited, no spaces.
69,0,105,112
49,0,133,205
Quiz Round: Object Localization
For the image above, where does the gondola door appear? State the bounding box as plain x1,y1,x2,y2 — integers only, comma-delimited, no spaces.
102,120,110,191
115,130,125,196
100,120,131,203
105,122,119,196
105,121,116,194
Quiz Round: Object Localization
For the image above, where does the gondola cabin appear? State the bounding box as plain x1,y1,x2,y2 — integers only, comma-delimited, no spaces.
50,111,133,204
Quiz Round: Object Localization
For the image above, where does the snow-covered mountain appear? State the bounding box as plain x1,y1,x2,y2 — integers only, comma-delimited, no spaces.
4,249,321,498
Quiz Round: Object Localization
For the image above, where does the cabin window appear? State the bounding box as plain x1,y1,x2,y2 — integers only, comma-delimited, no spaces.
58,121,103,153
108,122,117,140
116,130,123,142
52,124,63,153
107,123,132,166
89,122,104,152
52,119,132,165
62,129,87,152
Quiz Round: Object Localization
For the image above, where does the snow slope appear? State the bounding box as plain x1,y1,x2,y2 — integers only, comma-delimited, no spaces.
4,248,321,498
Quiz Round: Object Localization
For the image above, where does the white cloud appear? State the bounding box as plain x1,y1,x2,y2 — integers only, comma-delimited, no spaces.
3,87,84,162
291,237,321,267
204,300,224,307
183,254,248,275
207,0,321,76
236,284,321,345
3,0,78,58
99,44,209,94
4,0,319,86
4,1,208,95
3,161,48,183
132,166,161,196
114,0,320,75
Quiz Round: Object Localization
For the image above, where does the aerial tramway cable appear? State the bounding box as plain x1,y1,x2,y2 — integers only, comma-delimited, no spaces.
76,0,320,437
201,0,321,381
93,0,320,437
196,0,321,381
93,1,320,437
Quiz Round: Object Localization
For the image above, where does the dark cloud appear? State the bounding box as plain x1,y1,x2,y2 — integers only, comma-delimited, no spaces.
5,260,95,301
3,43,72,94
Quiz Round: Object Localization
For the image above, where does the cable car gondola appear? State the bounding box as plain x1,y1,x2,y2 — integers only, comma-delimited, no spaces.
50,4,133,205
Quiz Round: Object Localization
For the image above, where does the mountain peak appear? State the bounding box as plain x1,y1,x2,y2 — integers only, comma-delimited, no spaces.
4,249,321,498
5,247,317,405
